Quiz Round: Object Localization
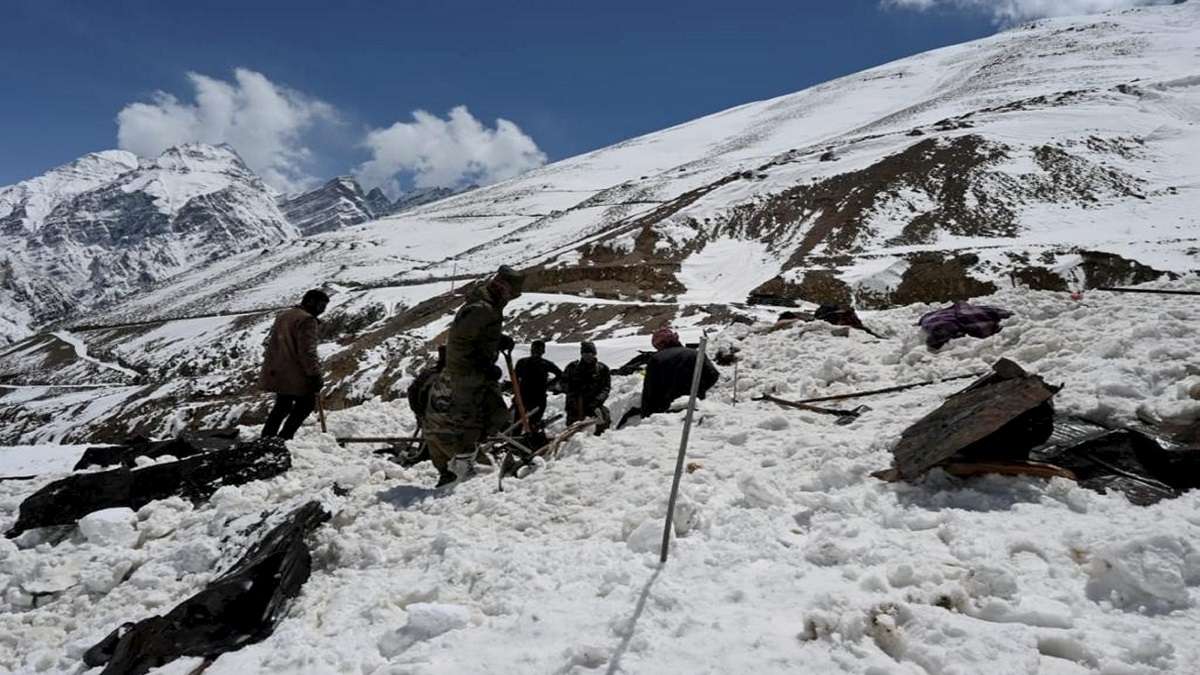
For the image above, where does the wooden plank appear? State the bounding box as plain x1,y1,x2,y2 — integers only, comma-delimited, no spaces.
1096,287,1200,297
787,373,983,405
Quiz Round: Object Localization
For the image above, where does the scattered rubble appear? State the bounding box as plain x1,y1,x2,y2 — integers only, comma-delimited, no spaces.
879,359,1200,505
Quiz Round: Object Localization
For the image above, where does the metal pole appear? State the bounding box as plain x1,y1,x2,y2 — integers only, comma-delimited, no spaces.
1096,287,1200,297
660,334,708,564
732,359,739,405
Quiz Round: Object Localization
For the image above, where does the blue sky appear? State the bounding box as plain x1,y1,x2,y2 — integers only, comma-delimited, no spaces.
0,0,1161,192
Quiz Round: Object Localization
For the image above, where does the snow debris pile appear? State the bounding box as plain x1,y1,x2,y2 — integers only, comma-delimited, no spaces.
0,288,1199,673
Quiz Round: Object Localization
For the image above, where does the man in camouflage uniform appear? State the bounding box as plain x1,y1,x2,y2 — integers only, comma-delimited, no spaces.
424,266,524,486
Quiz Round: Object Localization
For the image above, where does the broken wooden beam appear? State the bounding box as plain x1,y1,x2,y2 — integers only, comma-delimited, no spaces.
336,436,422,446
872,460,1075,482
754,393,868,423
785,372,984,405
1095,287,1200,297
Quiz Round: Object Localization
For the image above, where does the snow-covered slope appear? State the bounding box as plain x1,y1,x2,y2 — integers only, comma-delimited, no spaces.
90,2,1200,328
3,3,1200,443
0,144,296,344
2,287,1199,673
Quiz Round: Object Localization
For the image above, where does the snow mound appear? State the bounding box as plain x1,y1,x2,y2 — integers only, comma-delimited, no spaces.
378,603,471,658
78,508,138,548
1086,535,1200,614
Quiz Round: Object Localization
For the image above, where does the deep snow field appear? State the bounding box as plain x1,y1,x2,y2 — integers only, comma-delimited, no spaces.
2,285,1200,674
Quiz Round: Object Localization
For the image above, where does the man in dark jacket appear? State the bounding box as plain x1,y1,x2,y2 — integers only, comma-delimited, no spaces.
640,327,719,416
424,266,523,485
514,340,561,431
563,341,612,435
260,289,329,439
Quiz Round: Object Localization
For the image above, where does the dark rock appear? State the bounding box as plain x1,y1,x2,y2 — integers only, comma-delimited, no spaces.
85,501,330,675
1078,250,1175,288
74,429,241,470
814,304,879,337
891,359,1060,479
7,438,290,537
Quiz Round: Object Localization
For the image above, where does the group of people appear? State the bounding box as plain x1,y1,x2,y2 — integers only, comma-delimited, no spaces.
258,265,720,487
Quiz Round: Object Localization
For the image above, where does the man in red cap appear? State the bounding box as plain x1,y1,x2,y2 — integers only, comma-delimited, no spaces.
424,265,524,486
640,326,720,417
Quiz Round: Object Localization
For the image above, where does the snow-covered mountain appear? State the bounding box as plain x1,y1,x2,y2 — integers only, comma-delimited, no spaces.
365,187,392,217
388,185,473,214
361,185,471,218
3,2,1200,443
279,176,376,235
279,180,468,235
0,144,296,344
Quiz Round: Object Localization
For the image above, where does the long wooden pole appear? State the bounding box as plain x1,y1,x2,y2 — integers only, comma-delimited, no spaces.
504,351,531,434
317,395,328,434
788,372,982,405
1096,287,1200,297
661,334,708,564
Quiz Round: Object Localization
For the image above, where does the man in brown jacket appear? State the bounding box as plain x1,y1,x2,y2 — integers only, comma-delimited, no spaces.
260,289,329,439
424,266,523,486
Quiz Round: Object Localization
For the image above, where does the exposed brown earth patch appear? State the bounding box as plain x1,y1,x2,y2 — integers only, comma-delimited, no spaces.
1078,250,1175,288
524,263,684,301
887,253,998,307
1011,266,1070,292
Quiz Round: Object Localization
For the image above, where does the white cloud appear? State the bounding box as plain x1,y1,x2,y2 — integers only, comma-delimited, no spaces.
355,106,547,195
883,0,1178,23
116,68,337,192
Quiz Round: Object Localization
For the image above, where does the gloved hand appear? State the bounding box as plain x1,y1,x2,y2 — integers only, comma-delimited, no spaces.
498,334,515,353
306,374,323,393
488,364,503,381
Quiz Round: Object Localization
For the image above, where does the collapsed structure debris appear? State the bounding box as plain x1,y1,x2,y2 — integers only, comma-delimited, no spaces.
881,358,1059,480
74,429,241,470
83,501,330,675
6,438,291,538
876,358,1200,504
1030,418,1200,505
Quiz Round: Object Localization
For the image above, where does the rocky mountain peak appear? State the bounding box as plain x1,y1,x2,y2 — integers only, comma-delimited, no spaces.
278,175,374,236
